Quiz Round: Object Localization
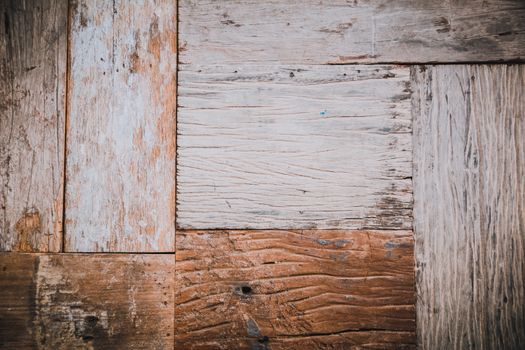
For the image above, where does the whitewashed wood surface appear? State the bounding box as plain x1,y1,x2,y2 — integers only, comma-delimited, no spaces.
413,64,525,349
180,0,525,65
178,64,412,230
65,0,177,252
0,0,67,252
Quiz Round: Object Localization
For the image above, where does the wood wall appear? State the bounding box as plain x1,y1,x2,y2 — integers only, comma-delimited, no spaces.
1,0,524,349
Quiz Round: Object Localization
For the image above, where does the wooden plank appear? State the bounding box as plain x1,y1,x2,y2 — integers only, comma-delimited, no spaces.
65,0,177,252
175,229,416,349
0,254,37,348
178,64,412,230
413,65,525,349
0,0,67,252
0,253,174,349
179,0,525,65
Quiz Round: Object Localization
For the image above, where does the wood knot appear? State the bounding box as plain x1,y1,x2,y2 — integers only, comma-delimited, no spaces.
15,209,41,252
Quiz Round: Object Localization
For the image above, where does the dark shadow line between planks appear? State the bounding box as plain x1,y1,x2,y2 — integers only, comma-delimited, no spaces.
60,0,72,254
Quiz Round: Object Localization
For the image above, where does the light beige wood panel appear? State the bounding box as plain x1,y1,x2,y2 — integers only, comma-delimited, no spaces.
0,253,174,349
175,230,416,349
178,65,412,230
65,0,177,252
0,0,67,252
413,65,525,349
179,0,525,65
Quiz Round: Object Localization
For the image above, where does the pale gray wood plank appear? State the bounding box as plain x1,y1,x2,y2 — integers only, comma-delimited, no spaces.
177,65,412,230
413,64,525,349
180,0,525,65
0,0,67,252
65,0,177,252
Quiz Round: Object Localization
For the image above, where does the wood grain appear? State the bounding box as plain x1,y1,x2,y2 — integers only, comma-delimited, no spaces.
0,254,37,348
179,0,525,65
0,253,174,349
413,65,525,349
175,229,416,349
0,0,67,252
65,0,177,252
178,64,412,230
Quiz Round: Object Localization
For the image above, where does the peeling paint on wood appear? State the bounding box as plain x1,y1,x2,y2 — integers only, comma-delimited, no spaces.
0,253,174,349
65,0,177,252
413,65,525,349
175,229,416,349
177,65,412,230
180,0,525,65
0,0,67,252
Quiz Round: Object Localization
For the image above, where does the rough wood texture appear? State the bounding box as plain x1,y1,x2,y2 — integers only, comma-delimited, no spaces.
0,253,174,349
413,65,525,349
0,254,37,348
65,0,177,252
179,0,525,65
175,230,416,349
0,0,67,252
178,65,412,230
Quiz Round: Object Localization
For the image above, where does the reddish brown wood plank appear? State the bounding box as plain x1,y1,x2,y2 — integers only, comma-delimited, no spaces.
175,230,416,349
0,253,174,349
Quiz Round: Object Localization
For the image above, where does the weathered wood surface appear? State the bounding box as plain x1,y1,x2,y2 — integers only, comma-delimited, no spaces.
178,65,412,230
0,254,37,348
413,65,525,349
0,0,67,252
0,253,174,349
65,0,177,252
175,229,416,349
179,0,525,65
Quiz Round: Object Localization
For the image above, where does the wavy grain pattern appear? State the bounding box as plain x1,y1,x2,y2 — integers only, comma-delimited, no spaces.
175,230,415,349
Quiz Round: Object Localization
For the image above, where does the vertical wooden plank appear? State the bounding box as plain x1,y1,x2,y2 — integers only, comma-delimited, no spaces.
0,253,174,349
0,0,67,252
65,0,177,252
177,65,412,230
175,230,416,349
413,65,525,349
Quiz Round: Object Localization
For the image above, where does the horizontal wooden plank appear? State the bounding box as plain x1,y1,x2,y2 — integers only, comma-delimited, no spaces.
177,64,412,230
0,253,174,349
175,229,415,349
179,0,525,65
65,0,177,252
0,254,37,348
0,0,67,252
413,64,525,349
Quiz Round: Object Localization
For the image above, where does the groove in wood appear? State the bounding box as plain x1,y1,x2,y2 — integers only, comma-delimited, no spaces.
413,64,525,349
65,0,177,252
175,229,416,349
0,0,67,252
177,64,412,230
